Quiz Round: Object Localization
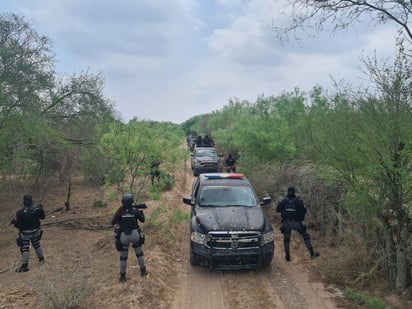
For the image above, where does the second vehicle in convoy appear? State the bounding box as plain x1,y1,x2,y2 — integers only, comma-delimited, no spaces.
190,147,223,176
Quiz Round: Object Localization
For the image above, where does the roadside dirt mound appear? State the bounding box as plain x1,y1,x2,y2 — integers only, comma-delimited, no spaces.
1,158,408,308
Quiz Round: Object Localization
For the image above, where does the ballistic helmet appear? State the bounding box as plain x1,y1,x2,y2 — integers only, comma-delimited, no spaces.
121,193,134,206
23,195,33,207
287,187,296,198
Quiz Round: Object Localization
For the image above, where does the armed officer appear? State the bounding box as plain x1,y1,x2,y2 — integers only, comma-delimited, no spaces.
12,195,45,272
225,154,236,172
276,187,319,262
111,193,148,282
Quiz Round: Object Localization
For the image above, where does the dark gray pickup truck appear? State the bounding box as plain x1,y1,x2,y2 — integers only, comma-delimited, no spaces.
183,173,274,270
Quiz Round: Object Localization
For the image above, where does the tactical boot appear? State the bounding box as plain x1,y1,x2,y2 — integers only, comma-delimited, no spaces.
285,252,291,262
309,248,320,259
39,257,45,264
119,272,126,282
140,266,148,277
16,264,29,273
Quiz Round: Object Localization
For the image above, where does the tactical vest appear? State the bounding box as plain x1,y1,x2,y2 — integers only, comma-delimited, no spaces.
17,206,42,230
119,207,139,232
282,198,298,220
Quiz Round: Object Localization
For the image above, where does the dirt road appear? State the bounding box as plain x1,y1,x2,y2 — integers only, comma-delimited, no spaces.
0,157,344,308
171,160,343,309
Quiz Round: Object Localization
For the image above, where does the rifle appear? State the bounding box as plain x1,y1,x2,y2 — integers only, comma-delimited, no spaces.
133,204,147,209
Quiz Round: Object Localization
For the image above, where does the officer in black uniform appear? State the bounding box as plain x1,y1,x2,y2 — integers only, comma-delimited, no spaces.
225,154,236,172
202,135,214,147
12,195,45,272
276,187,319,262
195,135,203,147
111,193,147,282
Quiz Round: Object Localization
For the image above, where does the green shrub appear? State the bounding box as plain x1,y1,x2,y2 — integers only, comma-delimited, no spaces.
345,288,392,309
93,199,107,208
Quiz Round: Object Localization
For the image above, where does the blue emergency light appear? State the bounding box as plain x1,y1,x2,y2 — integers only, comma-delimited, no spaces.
203,173,244,179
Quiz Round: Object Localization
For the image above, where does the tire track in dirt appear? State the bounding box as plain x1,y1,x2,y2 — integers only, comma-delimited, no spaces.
171,223,227,309
171,156,281,309
171,150,342,309
267,235,343,309
171,157,227,309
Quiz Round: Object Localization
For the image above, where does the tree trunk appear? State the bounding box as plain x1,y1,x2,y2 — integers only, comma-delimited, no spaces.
381,225,397,287
338,203,343,238
395,223,409,292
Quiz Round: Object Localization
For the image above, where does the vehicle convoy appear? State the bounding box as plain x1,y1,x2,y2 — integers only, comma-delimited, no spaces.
183,173,274,269
191,147,223,176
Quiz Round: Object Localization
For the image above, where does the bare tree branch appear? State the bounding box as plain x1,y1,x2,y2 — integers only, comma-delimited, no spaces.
274,1,412,45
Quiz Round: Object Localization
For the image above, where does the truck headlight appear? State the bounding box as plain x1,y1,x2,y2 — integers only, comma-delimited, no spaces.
191,231,206,245
262,231,274,244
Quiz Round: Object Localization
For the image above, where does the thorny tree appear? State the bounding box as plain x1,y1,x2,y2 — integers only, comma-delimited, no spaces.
274,1,412,46
0,13,113,191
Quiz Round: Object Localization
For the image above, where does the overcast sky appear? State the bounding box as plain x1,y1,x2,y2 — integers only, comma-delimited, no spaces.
2,0,397,124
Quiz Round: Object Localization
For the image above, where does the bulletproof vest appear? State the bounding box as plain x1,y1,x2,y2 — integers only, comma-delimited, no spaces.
282,198,298,220
119,207,139,231
19,206,41,230
227,158,235,165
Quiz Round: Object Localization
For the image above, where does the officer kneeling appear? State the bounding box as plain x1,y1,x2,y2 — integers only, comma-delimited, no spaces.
111,193,148,282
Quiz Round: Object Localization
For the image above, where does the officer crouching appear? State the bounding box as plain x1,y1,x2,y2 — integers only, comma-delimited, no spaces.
111,193,148,282
11,195,45,272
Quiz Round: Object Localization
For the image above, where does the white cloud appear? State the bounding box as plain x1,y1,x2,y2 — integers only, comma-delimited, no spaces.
2,0,402,123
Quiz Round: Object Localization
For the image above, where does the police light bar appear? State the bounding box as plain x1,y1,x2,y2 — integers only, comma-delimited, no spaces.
204,173,244,179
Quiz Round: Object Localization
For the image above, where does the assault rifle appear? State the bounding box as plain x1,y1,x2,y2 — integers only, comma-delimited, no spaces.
133,203,147,209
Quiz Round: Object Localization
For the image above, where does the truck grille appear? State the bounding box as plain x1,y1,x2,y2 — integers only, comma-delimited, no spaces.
207,231,261,249
200,162,218,167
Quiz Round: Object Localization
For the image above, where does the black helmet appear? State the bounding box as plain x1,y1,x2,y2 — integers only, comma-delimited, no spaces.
23,195,33,207
287,187,296,198
121,193,134,206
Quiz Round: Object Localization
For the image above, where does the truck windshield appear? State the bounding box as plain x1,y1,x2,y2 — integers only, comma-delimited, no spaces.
196,150,218,157
198,186,257,207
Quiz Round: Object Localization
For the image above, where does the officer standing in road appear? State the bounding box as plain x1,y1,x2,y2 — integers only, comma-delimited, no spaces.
225,154,236,172
111,193,148,282
11,195,45,272
276,187,320,262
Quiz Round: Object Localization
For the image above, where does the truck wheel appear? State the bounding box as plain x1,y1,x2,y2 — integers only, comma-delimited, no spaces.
190,246,200,266
260,256,272,268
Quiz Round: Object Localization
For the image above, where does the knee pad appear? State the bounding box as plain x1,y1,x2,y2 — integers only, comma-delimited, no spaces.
32,231,42,244
20,241,30,254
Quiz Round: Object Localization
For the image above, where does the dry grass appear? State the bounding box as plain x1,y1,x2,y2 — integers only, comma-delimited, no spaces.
29,263,95,309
